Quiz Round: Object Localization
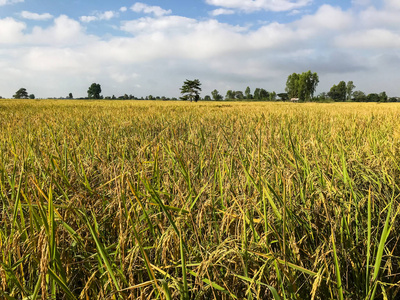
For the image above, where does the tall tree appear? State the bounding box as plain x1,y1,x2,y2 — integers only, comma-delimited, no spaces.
285,73,300,99
352,90,366,102
328,81,346,102
269,91,277,101
307,71,319,100
87,83,102,99
366,93,380,102
180,79,202,102
259,88,269,100
379,91,388,102
285,71,319,101
245,86,252,99
234,91,244,99
211,89,223,101
346,81,355,101
253,88,261,100
13,88,29,99
277,93,289,101
225,90,234,100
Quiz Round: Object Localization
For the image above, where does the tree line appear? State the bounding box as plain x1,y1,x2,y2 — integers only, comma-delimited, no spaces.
201,72,398,102
5,74,399,102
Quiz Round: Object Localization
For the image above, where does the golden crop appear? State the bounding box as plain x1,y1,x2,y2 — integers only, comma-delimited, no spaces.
1,99,399,299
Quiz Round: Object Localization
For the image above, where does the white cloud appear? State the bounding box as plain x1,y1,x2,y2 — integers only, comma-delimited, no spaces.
30,15,96,46
109,71,139,83
287,9,302,16
80,11,117,23
205,0,312,12
336,29,400,48
20,11,53,21
80,16,97,23
120,7,128,12
22,47,85,72
209,8,236,16
296,5,353,31
0,17,26,44
0,0,23,6
99,11,116,20
248,22,303,49
130,2,172,17
359,6,400,28
121,16,197,36
384,0,400,9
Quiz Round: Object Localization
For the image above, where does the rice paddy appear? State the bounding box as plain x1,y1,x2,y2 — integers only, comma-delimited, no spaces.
1,99,399,299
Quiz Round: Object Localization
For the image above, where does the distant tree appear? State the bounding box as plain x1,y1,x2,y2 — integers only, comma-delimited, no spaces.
352,90,366,102
315,92,328,101
204,95,211,101
366,93,380,102
112,95,116,100
13,88,29,99
259,88,269,100
277,93,289,101
346,81,355,101
252,88,269,100
148,95,154,100
328,84,339,101
68,93,73,99
285,71,319,101
328,81,347,102
87,83,102,99
245,86,252,99
379,91,388,102
225,90,234,100
269,91,277,101
337,81,347,101
211,89,223,101
285,73,300,99
180,79,202,102
29,94,35,99
306,71,319,100
235,91,244,99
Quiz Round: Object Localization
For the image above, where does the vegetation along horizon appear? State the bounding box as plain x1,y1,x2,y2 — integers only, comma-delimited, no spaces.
1,97,400,299
3,71,398,102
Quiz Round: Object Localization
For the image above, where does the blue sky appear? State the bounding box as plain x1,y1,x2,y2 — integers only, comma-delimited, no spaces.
0,0,399,98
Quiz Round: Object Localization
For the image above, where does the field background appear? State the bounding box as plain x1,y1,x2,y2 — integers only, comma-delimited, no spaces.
1,100,400,299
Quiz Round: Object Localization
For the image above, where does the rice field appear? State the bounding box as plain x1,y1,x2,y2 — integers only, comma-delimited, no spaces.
1,99,399,299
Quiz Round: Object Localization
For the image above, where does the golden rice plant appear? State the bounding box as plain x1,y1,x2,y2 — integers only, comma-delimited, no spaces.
0,99,399,299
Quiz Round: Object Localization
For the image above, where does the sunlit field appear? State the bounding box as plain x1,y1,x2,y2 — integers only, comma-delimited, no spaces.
1,99,399,299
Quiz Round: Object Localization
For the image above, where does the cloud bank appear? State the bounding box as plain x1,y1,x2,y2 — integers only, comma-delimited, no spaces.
80,11,118,23
205,0,312,12
130,3,172,17
0,1,399,99
20,11,53,21
0,0,23,6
